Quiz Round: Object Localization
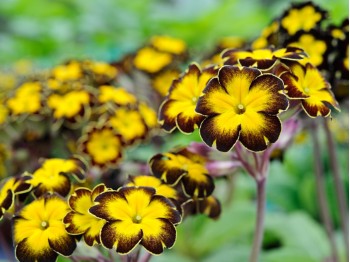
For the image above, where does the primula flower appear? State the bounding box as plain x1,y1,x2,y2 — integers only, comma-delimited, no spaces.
279,62,340,117
6,82,42,115
27,158,84,197
138,102,158,130
47,90,90,119
151,69,180,96
51,61,82,82
85,61,118,84
79,125,123,168
251,20,280,49
13,193,76,262
159,63,218,133
288,33,328,67
89,186,181,255
183,195,221,219
149,148,214,198
126,175,178,201
109,107,148,145
196,65,289,152
98,86,137,106
0,177,31,220
222,46,306,70
133,47,173,74
150,35,187,55
280,2,326,36
64,184,108,246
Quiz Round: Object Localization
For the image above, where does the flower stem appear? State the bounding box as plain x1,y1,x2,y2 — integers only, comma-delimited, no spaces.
249,177,266,262
310,119,339,262
322,118,349,259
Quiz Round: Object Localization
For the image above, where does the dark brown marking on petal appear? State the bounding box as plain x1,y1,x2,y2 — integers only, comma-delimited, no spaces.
181,173,214,198
48,234,76,256
15,239,58,262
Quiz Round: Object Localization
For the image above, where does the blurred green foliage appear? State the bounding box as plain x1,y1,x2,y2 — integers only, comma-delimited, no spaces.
0,0,348,66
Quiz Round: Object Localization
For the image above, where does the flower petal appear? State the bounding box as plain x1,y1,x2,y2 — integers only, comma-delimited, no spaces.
15,238,58,262
141,218,177,255
199,112,241,152
181,171,214,198
48,233,76,256
239,111,282,151
100,221,143,254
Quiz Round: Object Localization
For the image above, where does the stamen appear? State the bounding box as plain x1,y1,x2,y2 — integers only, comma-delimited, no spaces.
133,215,142,224
41,221,48,229
237,104,245,114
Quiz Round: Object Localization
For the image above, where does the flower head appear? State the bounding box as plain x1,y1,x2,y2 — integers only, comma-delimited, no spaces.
150,35,187,55
13,193,76,262
90,187,181,255
64,184,108,246
196,65,289,152
133,47,173,74
98,86,137,107
27,158,84,197
149,148,214,198
279,62,340,117
159,63,218,133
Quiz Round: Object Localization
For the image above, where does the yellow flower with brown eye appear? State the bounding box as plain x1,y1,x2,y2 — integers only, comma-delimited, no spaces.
279,62,340,118
6,82,42,115
159,63,218,134
222,46,307,71
27,158,83,198
196,65,289,152
98,86,137,107
89,186,181,255
13,193,77,262
280,2,326,36
64,184,108,246
0,177,32,220
150,35,187,55
79,125,123,168
126,175,179,201
149,148,214,198
51,61,82,81
47,90,90,119
151,69,180,96
288,33,327,67
133,46,173,74
109,107,148,145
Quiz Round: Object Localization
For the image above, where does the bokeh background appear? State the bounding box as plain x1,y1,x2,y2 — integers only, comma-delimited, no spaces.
0,0,348,262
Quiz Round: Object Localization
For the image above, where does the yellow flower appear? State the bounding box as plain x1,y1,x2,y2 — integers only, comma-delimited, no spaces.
109,107,148,144
80,125,123,168
90,187,181,255
51,61,82,81
13,194,76,262
47,90,90,119
6,82,42,115
288,34,327,67
196,65,289,152
149,148,214,198
0,177,32,220
64,184,108,246
98,86,137,106
251,21,279,49
138,102,158,129
151,69,180,96
28,158,83,197
126,175,178,200
279,62,340,117
150,35,187,55
281,2,325,35
87,61,118,80
159,63,218,133
133,47,173,74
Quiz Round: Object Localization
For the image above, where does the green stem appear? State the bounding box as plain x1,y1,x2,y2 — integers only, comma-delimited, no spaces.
310,120,339,262
323,118,349,259
249,176,267,262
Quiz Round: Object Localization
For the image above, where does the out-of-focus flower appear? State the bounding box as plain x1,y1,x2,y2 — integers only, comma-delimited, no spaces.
251,21,280,49
79,125,123,168
196,65,289,152
109,107,148,145
151,69,180,96
150,35,187,55
13,193,76,262
138,102,158,130
222,46,307,70
85,61,118,84
51,61,83,82
279,62,340,117
90,187,181,255
149,148,214,198
133,47,173,74
47,90,91,119
98,86,137,107
0,177,32,220
280,2,327,36
6,82,42,116
26,158,84,197
64,184,108,246
159,63,218,133
183,195,221,219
